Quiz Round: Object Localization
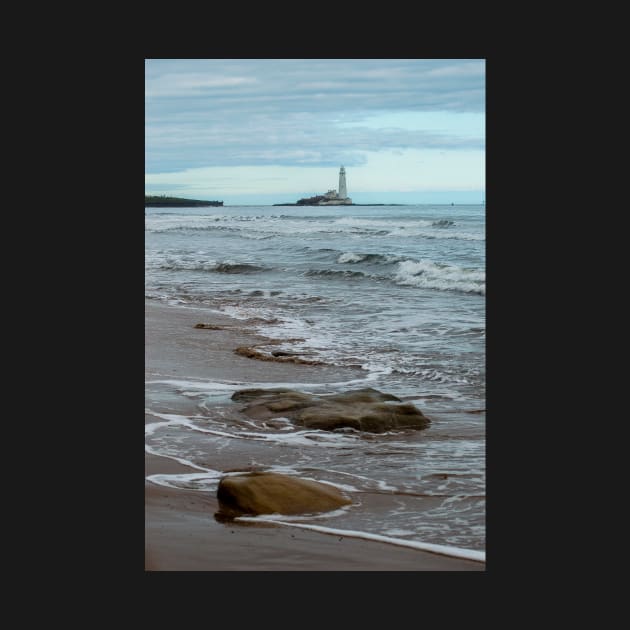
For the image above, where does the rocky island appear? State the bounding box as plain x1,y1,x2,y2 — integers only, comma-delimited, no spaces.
145,195,223,207
272,166,404,206
274,166,352,206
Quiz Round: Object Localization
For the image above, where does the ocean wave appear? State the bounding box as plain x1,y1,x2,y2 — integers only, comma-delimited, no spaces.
394,260,485,295
409,230,484,241
145,213,484,243
334,216,434,229
336,252,404,265
159,260,268,274
148,225,240,234
329,216,485,240
306,255,484,295
277,214,329,220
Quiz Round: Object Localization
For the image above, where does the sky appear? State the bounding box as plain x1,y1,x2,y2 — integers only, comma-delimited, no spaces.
145,59,485,205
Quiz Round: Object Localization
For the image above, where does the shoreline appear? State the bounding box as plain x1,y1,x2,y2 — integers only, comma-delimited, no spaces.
145,299,485,571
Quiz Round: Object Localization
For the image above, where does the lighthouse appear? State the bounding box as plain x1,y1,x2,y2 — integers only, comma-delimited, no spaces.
338,166,348,200
310,166,353,205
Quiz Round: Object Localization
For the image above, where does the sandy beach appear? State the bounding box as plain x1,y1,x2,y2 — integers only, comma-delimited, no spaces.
145,300,485,571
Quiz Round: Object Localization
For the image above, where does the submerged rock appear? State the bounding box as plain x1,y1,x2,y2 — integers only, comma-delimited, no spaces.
231,388,299,402
216,472,351,517
234,346,323,365
230,386,430,433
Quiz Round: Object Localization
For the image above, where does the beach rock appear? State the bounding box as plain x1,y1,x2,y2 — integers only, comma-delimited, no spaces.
216,472,352,517
230,387,430,433
296,401,429,433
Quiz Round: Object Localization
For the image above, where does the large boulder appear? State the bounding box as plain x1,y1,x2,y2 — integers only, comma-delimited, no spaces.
230,387,430,433
216,472,351,517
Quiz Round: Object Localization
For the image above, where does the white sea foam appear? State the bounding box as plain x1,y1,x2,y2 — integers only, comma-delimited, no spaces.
145,439,210,472
237,507,353,523
218,303,274,321
145,412,207,432
235,517,485,562
146,374,377,392
190,424,362,448
146,470,223,490
213,307,398,381
286,467,397,492
145,408,363,449
145,214,226,232
146,379,242,392
383,528,417,537
410,229,484,241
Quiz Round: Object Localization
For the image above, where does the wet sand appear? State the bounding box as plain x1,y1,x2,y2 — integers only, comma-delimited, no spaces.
145,300,485,571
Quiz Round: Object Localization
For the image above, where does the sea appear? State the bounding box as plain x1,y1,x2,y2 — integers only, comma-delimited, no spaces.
145,203,486,556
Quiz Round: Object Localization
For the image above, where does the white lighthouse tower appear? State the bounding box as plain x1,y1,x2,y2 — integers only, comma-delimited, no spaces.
338,166,348,200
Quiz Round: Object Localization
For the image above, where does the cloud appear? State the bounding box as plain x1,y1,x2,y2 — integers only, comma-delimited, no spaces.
145,59,485,175
145,112,483,172
425,61,485,78
145,72,258,97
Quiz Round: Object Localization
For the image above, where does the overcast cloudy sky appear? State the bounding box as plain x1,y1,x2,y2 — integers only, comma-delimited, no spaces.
145,59,485,205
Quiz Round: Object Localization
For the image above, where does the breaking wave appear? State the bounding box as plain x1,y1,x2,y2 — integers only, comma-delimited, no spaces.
311,252,484,295
394,260,485,295
159,260,268,274
336,252,404,264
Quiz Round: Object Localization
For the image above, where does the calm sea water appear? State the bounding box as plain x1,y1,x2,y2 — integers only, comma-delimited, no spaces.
145,204,485,553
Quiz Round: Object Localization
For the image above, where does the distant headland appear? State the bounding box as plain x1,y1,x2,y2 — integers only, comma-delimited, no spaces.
145,195,223,207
